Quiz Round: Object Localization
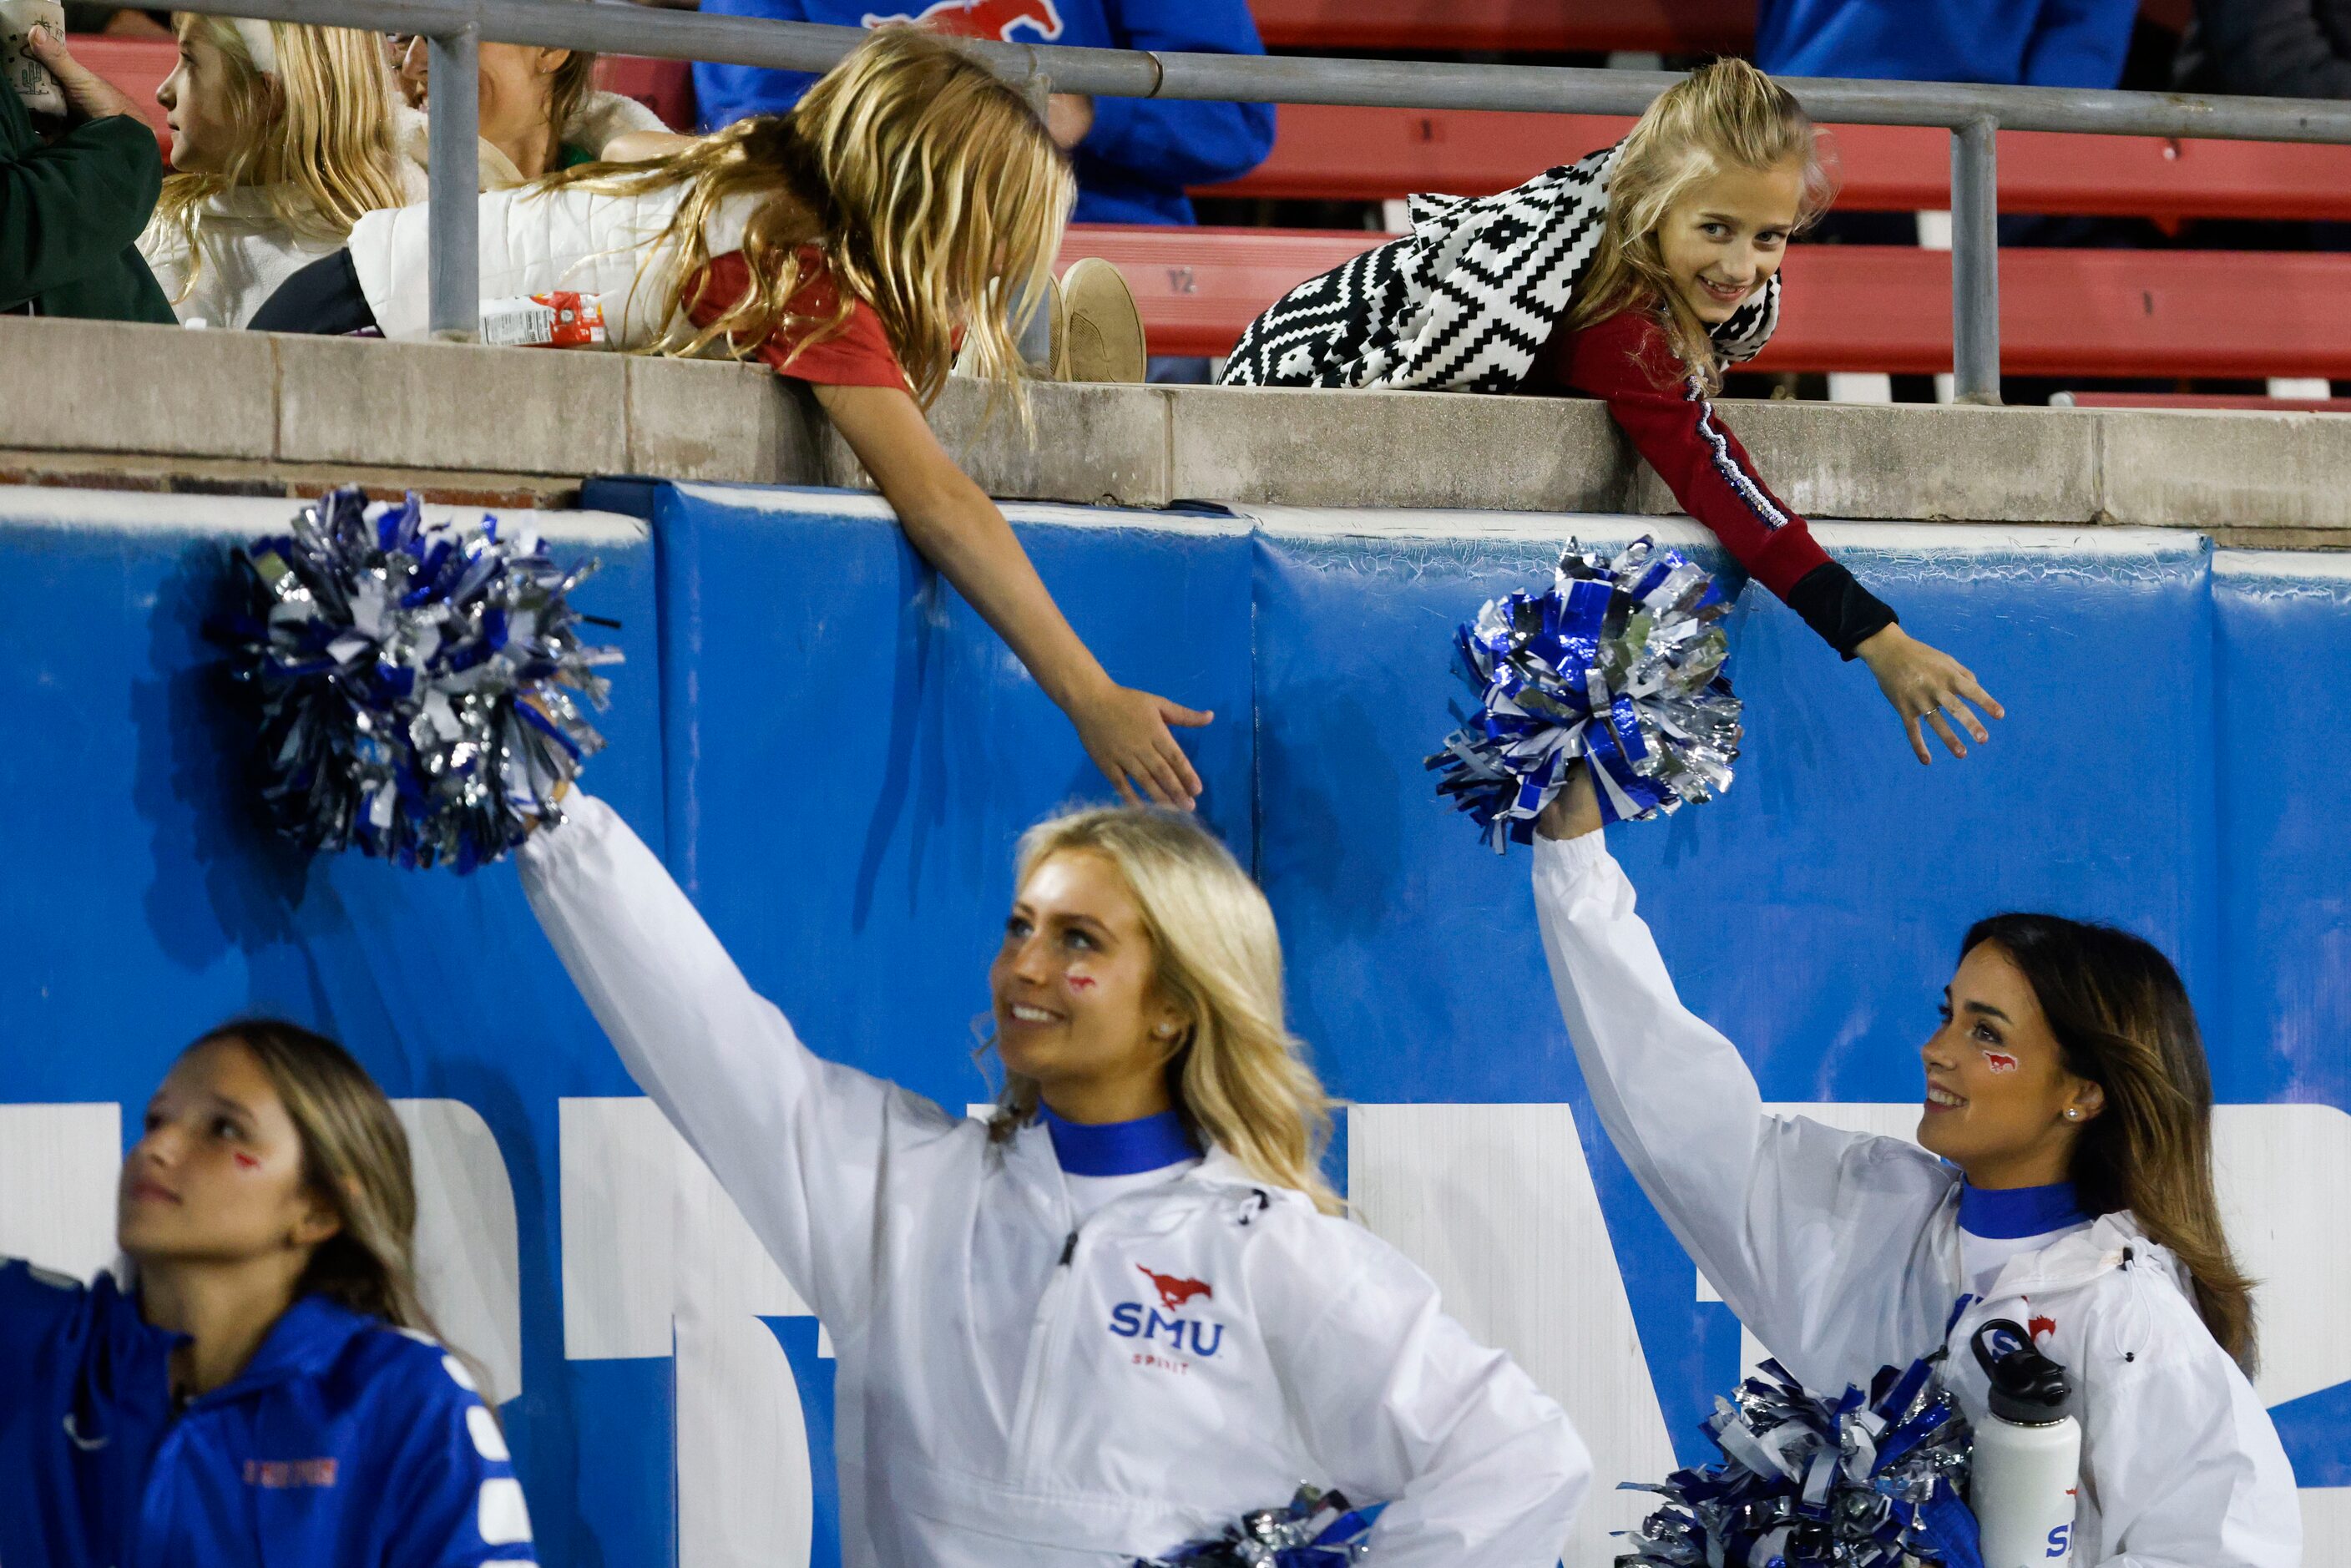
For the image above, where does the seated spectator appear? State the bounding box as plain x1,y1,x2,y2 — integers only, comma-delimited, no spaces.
3,25,174,321
396,33,664,185
0,1019,534,1565
2176,0,2351,99
690,0,1275,229
138,16,420,329
1755,0,2134,88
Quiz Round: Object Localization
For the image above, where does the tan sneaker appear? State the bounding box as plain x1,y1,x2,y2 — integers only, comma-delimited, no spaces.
953,272,1064,378
1059,257,1147,383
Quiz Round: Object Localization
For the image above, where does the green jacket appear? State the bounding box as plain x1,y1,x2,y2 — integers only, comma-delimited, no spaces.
0,84,175,322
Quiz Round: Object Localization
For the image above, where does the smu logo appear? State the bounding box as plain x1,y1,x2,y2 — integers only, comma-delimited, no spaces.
858,0,1064,43
1110,1264,1224,1362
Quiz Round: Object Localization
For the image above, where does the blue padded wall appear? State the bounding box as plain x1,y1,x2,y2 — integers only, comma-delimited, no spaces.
3,481,2345,1564
0,488,667,1568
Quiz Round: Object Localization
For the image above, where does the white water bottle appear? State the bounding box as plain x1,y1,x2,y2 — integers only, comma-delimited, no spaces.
1970,1320,2082,1567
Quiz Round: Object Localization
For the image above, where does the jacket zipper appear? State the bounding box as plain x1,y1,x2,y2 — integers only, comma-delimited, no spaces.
1010,1226,1083,1480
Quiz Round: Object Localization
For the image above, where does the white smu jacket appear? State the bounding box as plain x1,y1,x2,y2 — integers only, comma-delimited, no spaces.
1532,831,2300,1567
518,796,1590,1566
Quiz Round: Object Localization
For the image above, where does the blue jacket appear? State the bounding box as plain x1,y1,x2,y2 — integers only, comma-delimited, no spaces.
690,0,1277,225
0,1258,535,1568
1755,0,2136,88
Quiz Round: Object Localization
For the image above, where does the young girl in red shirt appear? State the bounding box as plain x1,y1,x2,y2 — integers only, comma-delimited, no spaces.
253,29,1209,807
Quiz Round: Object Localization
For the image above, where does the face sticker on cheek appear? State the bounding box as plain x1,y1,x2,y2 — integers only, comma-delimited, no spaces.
1065,973,1097,994
1980,1050,2020,1075
233,1151,262,1171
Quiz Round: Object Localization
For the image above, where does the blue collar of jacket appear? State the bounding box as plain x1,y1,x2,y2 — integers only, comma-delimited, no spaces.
195,1292,378,1404
100,1282,379,1409
1038,1105,1201,1177
1957,1181,2091,1240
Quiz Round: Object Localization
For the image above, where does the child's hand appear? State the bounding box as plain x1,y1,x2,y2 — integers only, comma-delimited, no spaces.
1535,761,1603,842
1854,624,2004,765
1072,685,1211,810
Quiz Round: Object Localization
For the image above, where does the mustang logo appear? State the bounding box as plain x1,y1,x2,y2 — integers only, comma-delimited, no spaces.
1137,1265,1212,1312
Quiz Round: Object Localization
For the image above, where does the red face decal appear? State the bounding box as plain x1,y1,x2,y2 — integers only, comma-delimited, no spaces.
1137,1264,1212,1312
1980,1050,2019,1074
1066,974,1097,993
232,1151,262,1171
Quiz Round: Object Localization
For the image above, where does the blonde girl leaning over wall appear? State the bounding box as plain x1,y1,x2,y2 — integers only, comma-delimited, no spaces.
252,28,1210,807
139,15,419,330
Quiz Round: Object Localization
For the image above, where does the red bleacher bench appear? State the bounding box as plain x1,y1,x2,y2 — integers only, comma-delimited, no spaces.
1055,225,2351,379
1197,104,2351,222
68,36,173,147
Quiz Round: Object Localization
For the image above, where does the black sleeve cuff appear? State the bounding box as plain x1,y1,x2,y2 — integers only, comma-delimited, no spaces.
1784,561,1897,660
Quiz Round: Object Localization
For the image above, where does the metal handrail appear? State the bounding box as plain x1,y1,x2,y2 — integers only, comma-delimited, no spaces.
164,0,2351,402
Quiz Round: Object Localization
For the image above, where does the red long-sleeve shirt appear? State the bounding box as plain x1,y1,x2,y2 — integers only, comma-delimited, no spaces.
1536,306,1830,599
1525,306,1894,656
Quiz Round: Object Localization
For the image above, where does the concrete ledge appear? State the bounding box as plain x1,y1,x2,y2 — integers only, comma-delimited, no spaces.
8,313,2349,541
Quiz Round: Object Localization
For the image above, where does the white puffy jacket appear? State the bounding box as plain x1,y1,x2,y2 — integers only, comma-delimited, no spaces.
518,796,1590,1567
1531,831,2301,1567
346,181,762,345
138,161,431,330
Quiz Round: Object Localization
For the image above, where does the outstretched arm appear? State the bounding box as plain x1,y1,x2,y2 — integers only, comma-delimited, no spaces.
518,794,943,1327
1564,311,2003,763
1529,770,1955,1388
814,381,1212,807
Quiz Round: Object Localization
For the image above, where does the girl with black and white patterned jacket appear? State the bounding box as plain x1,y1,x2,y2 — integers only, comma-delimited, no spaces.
1225,61,2000,767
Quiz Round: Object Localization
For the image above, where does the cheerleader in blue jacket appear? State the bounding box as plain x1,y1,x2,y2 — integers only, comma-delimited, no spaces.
1528,766,2299,1565
0,1019,533,1568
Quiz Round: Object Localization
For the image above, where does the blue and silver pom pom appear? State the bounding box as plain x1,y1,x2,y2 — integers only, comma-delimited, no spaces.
1617,1357,1983,1568
213,487,621,872
1428,537,1742,850
1136,1485,1379,1567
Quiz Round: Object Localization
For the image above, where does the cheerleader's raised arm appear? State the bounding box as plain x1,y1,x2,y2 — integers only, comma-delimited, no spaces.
1526,767,1956,1390
518,795,939,1327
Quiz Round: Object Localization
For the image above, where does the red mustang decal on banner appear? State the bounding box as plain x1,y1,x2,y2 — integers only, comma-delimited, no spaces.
859,0,1064,42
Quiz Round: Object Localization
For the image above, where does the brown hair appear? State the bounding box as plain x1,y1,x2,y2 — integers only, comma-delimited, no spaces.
186,1019,435,1331
546,48,599,163
542,27,1072,408
1960,916,2257,1373
1563,56,1837,392
986,807,1344,1216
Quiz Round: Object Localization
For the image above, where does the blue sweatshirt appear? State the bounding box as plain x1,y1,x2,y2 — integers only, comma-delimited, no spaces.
0,1259,534,1568
691,0,1277,225
1755,0,2136,89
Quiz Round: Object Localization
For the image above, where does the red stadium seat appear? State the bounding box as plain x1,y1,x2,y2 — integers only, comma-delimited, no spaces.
1055,225,2351,379
1247,0,1753,54
1198,105,2351,222
67,36,174,149
595,55,696,133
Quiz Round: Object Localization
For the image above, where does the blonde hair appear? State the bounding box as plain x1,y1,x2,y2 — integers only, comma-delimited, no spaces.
155,15,414,301
544,27,1074,407
1564,57,1838,392
987,807,1344,1216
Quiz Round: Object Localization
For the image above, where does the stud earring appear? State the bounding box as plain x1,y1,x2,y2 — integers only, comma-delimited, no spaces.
2065,1109,2080,1120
